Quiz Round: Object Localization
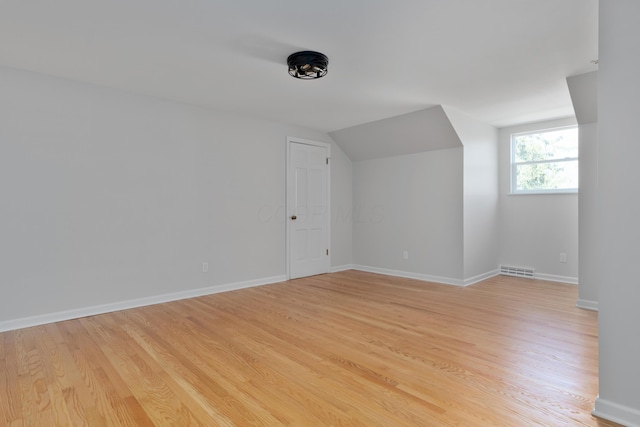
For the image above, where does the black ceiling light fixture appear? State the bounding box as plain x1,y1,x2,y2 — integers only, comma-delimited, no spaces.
287,51,328,80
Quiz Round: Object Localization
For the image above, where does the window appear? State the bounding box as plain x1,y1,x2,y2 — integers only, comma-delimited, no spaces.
510,126,578,194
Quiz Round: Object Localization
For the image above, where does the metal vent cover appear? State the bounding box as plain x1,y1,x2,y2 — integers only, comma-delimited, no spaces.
500,265,535,278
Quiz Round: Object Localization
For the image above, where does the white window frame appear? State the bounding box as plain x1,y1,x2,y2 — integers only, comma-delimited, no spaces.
510,125,579,195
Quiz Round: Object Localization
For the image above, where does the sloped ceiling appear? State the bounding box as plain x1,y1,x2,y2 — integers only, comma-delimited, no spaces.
0,0,598,133
567,71,598,124
329,106,461,162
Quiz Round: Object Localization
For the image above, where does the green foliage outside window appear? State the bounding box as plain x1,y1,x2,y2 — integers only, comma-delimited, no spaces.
511,127,578,193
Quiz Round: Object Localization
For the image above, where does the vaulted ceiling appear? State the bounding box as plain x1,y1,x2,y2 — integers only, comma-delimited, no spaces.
331,106,462,161
0,0,598,133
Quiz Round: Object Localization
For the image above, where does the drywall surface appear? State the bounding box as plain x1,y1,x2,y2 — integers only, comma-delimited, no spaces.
329,142,353,268
567,71,599,308
330,106,462,161
497,118,579,283
567,71,598,125
352,148,464,281
593,1,640,425
577,122,598,308
0,65,352,325
444,107,499,280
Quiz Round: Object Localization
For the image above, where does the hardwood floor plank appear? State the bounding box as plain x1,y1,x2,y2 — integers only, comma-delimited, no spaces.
139,302,348,426
15,327,57,426
53,321,108,425
120,312,269,425
0,331,23,425
0,271,624,426
33,325,81,426
199,294,448,425
190,291,419,419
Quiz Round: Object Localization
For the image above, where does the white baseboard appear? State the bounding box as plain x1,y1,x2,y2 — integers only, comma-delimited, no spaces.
593,396,640,427
576,298,599,311
534,272,579,285
330,264,354,273
352,265,498,287
353,265,466,286
464,269,500,286
0,274,287,333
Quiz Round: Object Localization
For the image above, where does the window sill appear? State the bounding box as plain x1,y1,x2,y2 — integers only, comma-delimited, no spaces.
508,190,578,196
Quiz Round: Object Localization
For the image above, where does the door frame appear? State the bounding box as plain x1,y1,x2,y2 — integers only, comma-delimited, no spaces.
286,136,331,280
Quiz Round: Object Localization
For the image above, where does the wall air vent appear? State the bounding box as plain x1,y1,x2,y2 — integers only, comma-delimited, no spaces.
500,265,535,279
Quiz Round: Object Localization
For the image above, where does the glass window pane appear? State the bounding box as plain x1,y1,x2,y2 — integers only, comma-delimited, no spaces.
513,128,578,163
515,160,579,191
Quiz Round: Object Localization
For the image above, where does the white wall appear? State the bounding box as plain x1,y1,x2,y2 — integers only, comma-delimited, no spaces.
352,148,464,283
444,107,499,281
330,143,353,269
567,71,599,310
593,1,640,425
0,65,352,328
330,106,462,161
498,118,579,283
578,122,598,309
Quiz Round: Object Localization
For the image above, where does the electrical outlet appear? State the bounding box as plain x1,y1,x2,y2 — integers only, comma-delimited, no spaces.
560,253,567,263
403,251,409,260
202,262,209,272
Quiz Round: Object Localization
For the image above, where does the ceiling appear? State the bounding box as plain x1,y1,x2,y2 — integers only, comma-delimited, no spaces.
0,0,598,133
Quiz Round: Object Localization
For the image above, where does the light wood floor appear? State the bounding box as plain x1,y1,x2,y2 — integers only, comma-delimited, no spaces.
0,271,623,426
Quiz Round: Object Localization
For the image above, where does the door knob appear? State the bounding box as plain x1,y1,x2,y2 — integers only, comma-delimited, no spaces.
291,215,297,220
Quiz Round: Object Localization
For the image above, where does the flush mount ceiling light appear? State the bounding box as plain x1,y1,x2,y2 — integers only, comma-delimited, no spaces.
287,51,328,80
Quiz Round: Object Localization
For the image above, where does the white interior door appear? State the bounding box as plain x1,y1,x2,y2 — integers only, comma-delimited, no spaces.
287,138,330,279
